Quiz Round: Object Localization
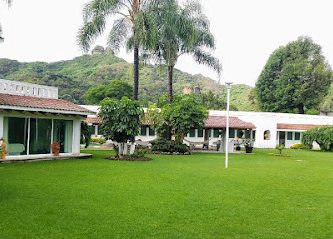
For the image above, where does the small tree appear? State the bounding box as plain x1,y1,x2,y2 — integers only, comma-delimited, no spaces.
153,95,208,143
276,144,285,155
99,97,143,157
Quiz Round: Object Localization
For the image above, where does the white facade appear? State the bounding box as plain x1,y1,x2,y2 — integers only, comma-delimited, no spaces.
0,80,91,160
137,110,333,149
210,111,333,148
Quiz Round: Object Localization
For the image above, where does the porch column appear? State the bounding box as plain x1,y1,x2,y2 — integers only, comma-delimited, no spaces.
94,125,98,136
72,119,81,155
0,115,3,139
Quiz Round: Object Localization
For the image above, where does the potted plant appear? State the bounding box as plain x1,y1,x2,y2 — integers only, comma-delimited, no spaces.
51,142,60,156
234,139,241,151
244,139,254,153
0,138,6,160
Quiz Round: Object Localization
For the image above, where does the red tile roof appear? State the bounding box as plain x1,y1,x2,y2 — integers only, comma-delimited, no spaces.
0,93,93,115
86,116,103,125
277,123,326,131
204,116,255,129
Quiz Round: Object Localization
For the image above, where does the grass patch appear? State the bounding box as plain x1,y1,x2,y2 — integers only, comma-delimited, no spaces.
0,149,332,238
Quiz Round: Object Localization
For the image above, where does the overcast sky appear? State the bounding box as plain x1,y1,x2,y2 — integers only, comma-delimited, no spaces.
0,0,333,86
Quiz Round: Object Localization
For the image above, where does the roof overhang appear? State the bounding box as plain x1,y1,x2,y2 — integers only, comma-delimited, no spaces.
0,105,94,116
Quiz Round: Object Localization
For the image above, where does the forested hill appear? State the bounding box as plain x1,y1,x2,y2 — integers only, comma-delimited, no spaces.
0,51,257,110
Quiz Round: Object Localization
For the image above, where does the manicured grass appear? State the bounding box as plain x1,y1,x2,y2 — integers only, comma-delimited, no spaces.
0,149,332,239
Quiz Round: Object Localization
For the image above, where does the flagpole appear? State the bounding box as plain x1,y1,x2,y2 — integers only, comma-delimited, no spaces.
225,82,232,169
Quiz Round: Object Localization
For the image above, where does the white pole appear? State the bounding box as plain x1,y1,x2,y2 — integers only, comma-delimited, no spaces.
225,82,232,169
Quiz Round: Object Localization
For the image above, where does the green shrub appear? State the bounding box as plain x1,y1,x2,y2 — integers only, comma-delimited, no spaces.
134,145,151,158
151,139,190,154
91,136,106,145
98,137,106,145
290,143,310,150
302,126,333,151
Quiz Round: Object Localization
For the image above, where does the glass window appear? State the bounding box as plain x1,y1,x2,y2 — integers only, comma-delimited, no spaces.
237,130,244,138
287,132,293,140
229,128,235,138
29,118,52,154
149,127,155,136
245,130,251,139
140,126,147,136
213,129,220,138
264,130,271,140
88,125,95,135
189,129,196,137
197,128,203,138
53,120,73,153
252,130,256,140
4,117,28,155
295,132,301,141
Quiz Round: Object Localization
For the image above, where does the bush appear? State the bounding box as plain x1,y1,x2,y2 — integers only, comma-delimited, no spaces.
302,126,333,151
98,137,106,145
290,143,310,150
151,139,190,154
134,145,151,157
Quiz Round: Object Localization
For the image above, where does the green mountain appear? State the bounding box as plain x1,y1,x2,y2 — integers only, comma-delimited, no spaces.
0,51,258,110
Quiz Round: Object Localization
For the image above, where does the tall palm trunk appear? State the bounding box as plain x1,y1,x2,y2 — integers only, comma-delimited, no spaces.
168,64,174,103
133,45,139,100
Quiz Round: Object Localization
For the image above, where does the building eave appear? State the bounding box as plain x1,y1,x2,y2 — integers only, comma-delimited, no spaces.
0,105,94,116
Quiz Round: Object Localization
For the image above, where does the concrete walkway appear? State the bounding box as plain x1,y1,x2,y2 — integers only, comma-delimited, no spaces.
0,153,92,163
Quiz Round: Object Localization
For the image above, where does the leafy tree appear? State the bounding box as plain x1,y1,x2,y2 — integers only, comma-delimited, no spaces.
84,80,132,104
99,97,143,157
135,0,221,103
256,36,332,114
78,0,149,100
150,95,207,143
302,126,333,151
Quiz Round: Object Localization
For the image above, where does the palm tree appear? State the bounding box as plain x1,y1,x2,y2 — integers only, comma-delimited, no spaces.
135,0,221,103
78,0,149,100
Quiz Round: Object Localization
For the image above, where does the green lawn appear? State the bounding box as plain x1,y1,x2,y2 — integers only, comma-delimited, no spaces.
0,149,332,239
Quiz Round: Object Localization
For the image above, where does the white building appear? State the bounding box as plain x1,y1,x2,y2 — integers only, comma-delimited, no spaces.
84,106,333,149
0,79,93,160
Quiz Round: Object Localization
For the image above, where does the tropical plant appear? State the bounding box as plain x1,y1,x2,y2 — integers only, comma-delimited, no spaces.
256,36,333,114
134,0,221,103
99,97,143,157
78,0,150,100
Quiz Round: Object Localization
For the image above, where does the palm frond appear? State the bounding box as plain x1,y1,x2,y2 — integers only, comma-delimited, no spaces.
107,17,131,51
193,49,222,75
78,15,106,52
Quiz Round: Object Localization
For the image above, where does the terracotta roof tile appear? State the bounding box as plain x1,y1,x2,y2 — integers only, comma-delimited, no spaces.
277,123,326,131
0,93,93,114
85,116,103,125
205,116,255,129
